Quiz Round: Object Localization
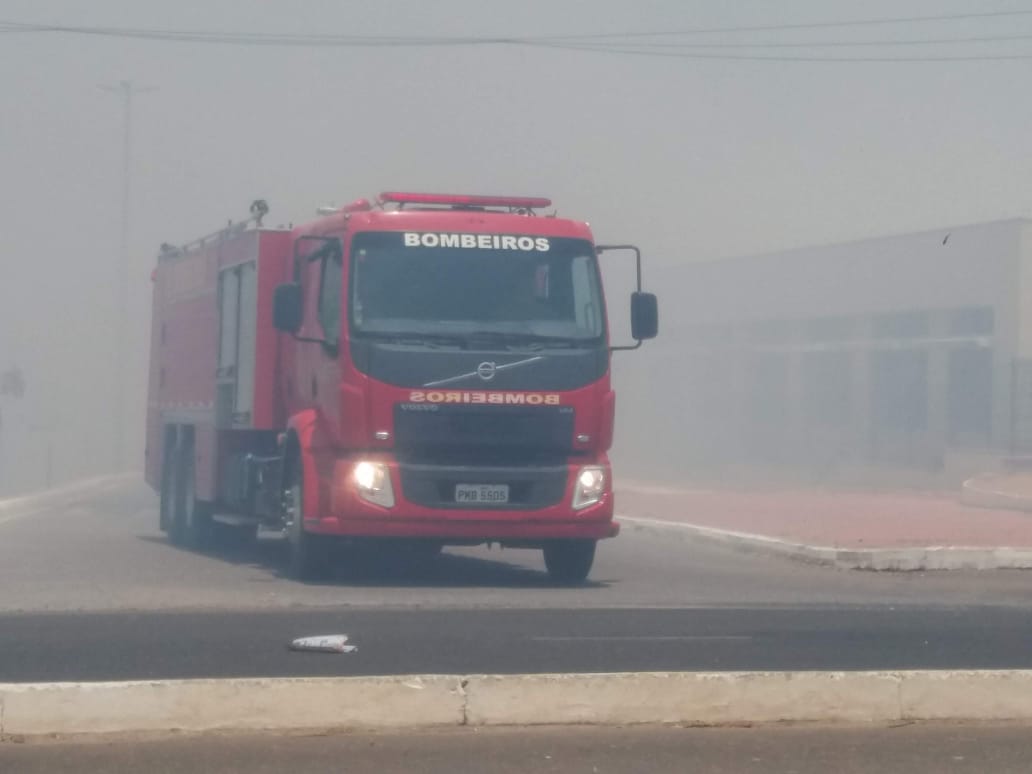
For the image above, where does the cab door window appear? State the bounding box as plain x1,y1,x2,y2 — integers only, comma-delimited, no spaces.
316,241,343,345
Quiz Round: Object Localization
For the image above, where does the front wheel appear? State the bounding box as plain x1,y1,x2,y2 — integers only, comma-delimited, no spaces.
284,463,332,581
543,539,597,584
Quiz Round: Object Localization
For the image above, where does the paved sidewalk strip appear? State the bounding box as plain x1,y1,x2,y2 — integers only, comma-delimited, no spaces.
617,482,1032,571
620,515,1032,571
0,474,137,520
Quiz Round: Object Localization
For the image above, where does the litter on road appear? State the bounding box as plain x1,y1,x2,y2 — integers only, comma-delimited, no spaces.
289,634,357,654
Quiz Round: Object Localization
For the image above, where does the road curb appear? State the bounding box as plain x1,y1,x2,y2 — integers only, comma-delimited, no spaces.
0,676,465,737
464,671,900,726
619,515,1032,571
5,670,1032,737
0,474,137,519
960,475,1032,513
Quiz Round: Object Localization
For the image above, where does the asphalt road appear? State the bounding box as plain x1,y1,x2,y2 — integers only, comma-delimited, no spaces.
5,724,1032,773
3,605,1032,681
2,479,1032,681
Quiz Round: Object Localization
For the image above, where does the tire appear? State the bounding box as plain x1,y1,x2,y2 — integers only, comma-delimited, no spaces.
284,461,331,581
543,539,597,584
171,438,212,549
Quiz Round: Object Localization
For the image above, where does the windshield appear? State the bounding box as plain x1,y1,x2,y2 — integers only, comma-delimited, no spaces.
349,232,605,342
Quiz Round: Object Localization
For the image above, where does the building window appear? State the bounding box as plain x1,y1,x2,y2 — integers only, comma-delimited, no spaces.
947,306,994,337
948,347,992,445
804,316,855,342
873,311,929,340
802,351,851,426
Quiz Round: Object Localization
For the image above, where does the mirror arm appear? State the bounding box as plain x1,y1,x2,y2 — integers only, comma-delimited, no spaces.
596,244,642,292
597,243,649,352
610,340,644,353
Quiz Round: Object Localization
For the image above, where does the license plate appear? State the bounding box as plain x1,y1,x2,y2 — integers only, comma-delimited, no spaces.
455,484,510,504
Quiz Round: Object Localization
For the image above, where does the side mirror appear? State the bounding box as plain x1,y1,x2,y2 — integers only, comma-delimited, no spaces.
273,282,303,333
631,292,658,341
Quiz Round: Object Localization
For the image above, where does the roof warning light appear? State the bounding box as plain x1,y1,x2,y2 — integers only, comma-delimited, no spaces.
379,192,552,210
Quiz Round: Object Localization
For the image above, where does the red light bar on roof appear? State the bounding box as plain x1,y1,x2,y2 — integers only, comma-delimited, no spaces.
379,192,552,209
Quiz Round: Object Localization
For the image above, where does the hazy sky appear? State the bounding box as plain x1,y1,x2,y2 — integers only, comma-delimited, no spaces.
1,0,1031,488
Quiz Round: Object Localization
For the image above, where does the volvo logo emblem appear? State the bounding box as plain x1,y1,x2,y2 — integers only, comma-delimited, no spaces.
476,361,497,381
423,356,545,388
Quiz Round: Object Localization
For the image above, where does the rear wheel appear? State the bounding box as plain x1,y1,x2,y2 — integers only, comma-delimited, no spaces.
284,460,331,581
171,438,212,549
543,539,597,584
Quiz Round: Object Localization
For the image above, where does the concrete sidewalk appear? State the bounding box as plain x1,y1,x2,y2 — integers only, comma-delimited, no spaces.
616,479,1032,571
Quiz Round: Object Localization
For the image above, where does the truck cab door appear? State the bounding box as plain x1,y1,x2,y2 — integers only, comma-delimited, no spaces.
294,236,344,436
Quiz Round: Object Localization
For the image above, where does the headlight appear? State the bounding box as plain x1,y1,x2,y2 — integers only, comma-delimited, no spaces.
572,466,606,510
353,461,395,508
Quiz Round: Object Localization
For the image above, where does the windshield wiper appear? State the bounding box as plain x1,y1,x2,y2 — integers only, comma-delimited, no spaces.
358,329,597,350
357,331,465,349
462,331,594,350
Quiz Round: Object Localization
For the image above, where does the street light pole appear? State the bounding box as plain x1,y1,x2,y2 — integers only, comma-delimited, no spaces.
100,80,154,470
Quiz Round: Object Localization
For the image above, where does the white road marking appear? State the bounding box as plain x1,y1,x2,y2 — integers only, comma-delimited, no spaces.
0,506,57,527
529,635,753,642
0,474,135,527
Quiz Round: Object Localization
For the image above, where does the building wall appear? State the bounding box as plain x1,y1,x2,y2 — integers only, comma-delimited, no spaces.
612,219,1029,479
1009,221,1032,452
666,220,1019,327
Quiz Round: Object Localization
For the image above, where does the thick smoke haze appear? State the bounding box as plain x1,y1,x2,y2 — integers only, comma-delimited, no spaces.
1,0,1031,493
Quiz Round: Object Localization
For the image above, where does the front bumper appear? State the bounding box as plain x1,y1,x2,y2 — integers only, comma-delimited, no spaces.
307,454,617,542
309,515,619,541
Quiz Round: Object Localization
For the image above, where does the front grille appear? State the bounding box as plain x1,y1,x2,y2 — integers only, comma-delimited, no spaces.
400,462,568,510
394,404,575,456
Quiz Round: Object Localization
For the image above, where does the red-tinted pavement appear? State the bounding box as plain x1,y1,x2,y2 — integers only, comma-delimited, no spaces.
616,481,1032,550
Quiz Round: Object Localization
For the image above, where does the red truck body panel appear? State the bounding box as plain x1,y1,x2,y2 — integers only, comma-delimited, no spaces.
146,228,291,499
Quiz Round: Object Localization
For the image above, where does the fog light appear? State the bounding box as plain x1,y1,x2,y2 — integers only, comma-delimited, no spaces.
353,461,394,508
572,466,605,510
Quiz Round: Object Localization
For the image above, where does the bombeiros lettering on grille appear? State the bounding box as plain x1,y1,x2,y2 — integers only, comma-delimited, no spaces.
403,233,550,252
409,391,561,405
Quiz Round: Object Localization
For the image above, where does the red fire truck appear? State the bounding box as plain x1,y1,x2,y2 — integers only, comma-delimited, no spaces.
145,193,657,582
